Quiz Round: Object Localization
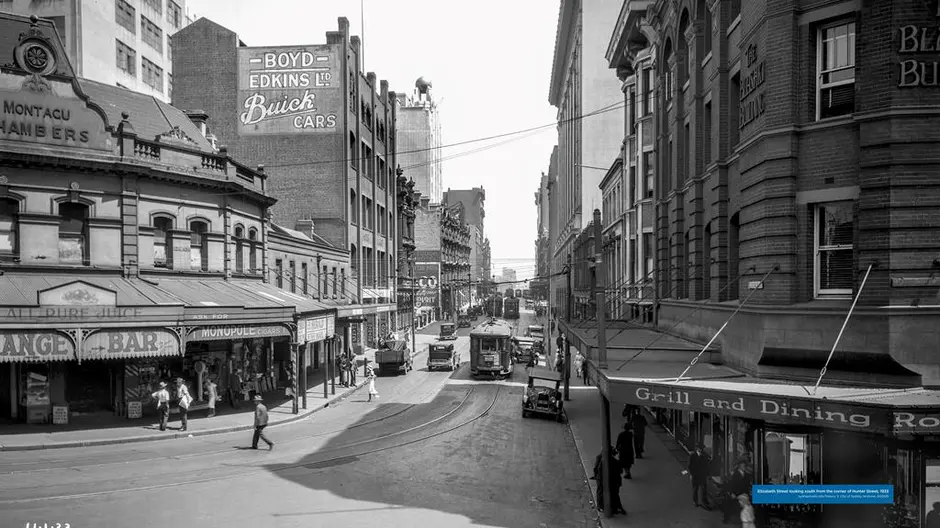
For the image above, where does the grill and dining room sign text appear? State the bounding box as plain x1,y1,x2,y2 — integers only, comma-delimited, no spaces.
237,46,340,135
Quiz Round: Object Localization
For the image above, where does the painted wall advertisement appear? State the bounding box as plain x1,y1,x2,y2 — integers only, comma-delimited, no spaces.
236,46,340,135
414,262,440,310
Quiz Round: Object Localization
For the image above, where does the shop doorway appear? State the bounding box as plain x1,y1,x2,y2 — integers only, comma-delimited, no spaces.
66,360,122,413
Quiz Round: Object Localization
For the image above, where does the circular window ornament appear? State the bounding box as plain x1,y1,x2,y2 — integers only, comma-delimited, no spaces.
15,40,57,76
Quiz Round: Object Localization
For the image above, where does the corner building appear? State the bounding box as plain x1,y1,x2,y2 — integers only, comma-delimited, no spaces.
171,17,399,350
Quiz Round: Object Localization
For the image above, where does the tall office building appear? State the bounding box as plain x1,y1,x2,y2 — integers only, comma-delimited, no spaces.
395,78,443,204
2,0,191,102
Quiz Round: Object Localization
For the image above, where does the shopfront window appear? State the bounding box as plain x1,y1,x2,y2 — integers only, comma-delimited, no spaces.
763,432,822,485
926,458,940,525
891,449,920,521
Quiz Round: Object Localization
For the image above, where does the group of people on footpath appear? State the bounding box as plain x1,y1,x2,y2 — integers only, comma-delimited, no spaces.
591,404,649,517
688,442,756,527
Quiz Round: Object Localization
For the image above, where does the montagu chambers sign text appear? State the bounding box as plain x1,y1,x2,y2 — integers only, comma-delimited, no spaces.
236,46,340,135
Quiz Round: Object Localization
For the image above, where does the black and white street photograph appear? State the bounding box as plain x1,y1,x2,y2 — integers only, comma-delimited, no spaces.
0,1,939,527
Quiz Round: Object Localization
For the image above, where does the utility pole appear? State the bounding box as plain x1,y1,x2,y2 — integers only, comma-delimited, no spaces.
562,252,572,401
410,251,417,355
593,208,612,520
468,271,472,312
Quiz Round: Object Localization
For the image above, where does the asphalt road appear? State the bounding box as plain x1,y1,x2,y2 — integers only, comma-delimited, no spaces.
0,313,597,528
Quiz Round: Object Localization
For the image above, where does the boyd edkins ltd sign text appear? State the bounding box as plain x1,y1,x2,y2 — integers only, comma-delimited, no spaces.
236,47,340,135
617,384,940,435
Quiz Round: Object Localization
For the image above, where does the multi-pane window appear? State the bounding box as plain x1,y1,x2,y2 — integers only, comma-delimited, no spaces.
703,102,713,165
142,0,162,15
703,6,713,56
115,0,136,33
815,201,855,296
322,265,329,296
341,268,346,296
301,262,308,294
817,21,856,120
628,88,636,133
234,226,244,273
275,259,284,288
349,132,358,169
643,233,653,279
141,16,163,54
167,73,173,102
643,68,654,116
189,220,208,271
643,152,654,198
332,267,338,294
167,1,182,30
58,203,89,265
0,198,19,259
153,216,173,268
142,57,163,93
116,40,136,75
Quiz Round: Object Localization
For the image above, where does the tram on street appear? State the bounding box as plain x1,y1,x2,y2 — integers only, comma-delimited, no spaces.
504,297,520,319
469,318,514,378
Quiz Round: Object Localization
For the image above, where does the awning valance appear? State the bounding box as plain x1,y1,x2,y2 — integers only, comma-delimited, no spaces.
0,330,77,363
80,328,182,360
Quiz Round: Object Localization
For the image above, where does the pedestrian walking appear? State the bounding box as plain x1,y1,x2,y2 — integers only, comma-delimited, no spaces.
554,349,565,373
175,377,192,432
339,355,348,387
631,411,648,458
738,494,756,528
722,459,753,523
592,448,627,516
227,370,241,409
151,381,170,431
251,394,274,450
615,422,635,479
348,355,357,385
366,361,379,401
205,378,218,418
688,443,712,509
573,351,584,382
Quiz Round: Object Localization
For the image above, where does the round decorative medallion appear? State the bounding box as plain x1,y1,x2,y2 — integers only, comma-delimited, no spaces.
69,181,80,190
15,39,57,76
0,175,8,185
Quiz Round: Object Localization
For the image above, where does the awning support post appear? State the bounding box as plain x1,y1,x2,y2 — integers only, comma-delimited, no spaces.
813,262,875,395
600,392,613,519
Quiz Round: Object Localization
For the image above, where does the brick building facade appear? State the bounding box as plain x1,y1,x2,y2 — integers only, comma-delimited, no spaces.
638,0,940,390
171,17,398,349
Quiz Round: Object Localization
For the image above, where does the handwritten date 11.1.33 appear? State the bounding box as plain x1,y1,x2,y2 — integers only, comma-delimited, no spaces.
25,524,70,528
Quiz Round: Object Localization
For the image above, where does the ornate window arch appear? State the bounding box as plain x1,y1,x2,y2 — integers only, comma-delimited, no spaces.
188,217,210,271
233,223,246,273
54,196,93,265
152,213,176,269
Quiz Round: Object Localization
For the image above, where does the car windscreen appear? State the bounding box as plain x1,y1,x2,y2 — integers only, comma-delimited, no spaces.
529,378,557,389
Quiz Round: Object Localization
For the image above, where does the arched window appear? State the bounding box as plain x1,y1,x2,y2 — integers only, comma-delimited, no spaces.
700,0,713,56
153,216,174,268
234,225,245,273
59,202,89,264
663,39,674,103
0,198,19,260
189,220,209,271
350,244,357,271
248,227,258,273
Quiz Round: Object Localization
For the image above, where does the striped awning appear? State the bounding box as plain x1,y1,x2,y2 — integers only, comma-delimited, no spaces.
0,330,77,363
79,328,182,361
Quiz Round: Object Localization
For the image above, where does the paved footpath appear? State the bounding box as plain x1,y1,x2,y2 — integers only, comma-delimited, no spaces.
565,384,726,528
0,374,368,452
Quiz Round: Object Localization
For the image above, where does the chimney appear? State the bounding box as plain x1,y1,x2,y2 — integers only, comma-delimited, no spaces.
294,219,315,239
184,110,210,137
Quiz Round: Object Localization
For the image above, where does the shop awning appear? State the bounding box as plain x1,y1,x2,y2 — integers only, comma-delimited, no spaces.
0,275,185,308
148,279,333,315
0,330,77,363
586,357,940,437
80,328,184,360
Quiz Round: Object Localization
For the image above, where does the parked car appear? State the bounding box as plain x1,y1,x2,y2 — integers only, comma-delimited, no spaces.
522,367,564,421
427,343,459,371
525,325,545,341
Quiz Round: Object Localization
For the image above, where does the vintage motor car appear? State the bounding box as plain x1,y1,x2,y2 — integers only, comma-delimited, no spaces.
439,322,458,341
457,315,472,328
374,339,413,375
525,325,545,341
427,343,459,371
511,336,538,364
522,367,564,421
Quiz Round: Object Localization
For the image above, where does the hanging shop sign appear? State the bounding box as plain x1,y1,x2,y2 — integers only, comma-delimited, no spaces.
609,381,896,435
300,315,335,344
898,25,940,87
894,411,940,435
0,330,76,362
739,43,766,129
189,324,291,342
82,329,181,360
236,46,340,135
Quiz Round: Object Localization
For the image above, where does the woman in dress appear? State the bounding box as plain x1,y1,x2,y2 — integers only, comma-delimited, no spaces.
366,360,379,402
205,378,218,417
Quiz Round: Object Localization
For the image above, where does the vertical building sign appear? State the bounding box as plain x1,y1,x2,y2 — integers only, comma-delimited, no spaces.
236,46,340,135
414,262,441,311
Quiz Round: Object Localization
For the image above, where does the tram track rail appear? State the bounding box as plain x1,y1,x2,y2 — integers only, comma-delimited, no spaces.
0,384,502,505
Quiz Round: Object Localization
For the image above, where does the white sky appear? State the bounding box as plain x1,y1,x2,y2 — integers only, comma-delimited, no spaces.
187,0,560,282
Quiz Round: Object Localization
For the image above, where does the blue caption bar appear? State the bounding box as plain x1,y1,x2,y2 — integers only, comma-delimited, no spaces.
751,485,894,505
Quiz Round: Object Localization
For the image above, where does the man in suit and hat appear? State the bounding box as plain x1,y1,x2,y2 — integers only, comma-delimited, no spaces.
251,394,274,450
151,381,171,431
